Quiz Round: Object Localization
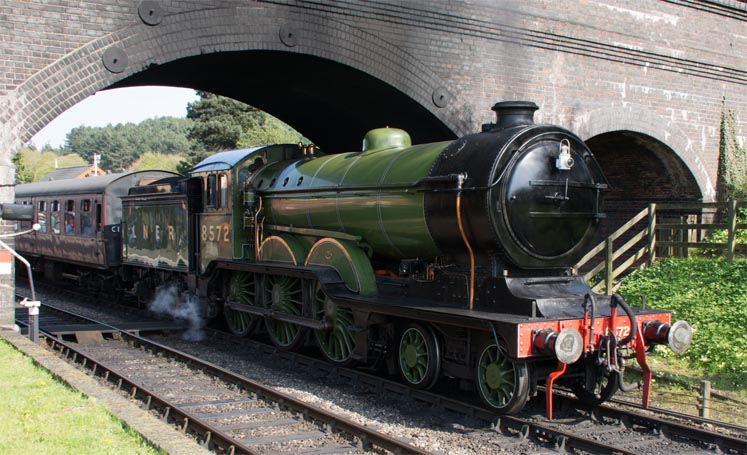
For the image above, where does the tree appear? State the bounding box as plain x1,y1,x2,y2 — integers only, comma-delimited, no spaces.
135,117,194,155
13,147,87,182
66,125,134,172
66,117,195,172
13,149,33,183
177,92,305,174
129,152,183,173
65,125,101,164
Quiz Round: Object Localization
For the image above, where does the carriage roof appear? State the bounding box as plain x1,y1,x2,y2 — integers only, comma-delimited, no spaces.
15,171,179,198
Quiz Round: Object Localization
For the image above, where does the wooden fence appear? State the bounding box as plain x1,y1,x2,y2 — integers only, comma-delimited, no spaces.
575,199,746,294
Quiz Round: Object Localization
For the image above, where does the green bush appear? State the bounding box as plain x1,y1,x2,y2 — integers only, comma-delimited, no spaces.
619,257,747,386
701,207,747,255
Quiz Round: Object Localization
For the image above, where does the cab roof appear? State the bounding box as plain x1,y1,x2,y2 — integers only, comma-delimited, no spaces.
189,146,265,173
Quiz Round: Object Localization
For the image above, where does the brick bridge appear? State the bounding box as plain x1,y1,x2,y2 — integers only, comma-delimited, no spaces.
0,0,746,325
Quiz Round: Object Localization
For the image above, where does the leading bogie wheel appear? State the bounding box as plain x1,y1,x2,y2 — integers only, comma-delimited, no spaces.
263,274,307,350
475,341,530,415
222,272,259,337
312,282,356,365
398,323,441,389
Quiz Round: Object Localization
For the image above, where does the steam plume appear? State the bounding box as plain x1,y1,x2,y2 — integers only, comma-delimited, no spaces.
148,284,206,341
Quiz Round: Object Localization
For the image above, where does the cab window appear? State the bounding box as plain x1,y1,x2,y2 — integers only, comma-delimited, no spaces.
218,173,228,208
206,174,216,208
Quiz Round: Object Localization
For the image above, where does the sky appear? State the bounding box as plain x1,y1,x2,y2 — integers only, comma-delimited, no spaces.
30,86,199,149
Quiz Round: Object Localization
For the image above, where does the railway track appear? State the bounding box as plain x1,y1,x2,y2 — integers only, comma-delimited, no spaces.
16,303,432,455
15,286,747,455
196,328,747,455
607,396,747,436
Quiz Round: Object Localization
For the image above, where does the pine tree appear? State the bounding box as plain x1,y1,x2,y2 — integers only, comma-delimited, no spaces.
177,92,305,174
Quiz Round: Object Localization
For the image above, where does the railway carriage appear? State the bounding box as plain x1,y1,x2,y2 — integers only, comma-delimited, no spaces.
14,102,692,417
15,171,177,285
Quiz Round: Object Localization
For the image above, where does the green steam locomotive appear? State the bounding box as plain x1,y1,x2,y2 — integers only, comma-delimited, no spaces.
15,102,691,417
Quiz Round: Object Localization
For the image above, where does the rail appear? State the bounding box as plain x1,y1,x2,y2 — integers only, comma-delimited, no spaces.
32,303,434,455
575,199,746,294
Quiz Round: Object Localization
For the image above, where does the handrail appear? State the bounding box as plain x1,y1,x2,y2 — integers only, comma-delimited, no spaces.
576,199,745,294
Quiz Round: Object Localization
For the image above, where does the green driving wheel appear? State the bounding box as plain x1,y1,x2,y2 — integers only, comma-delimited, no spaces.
264,274,306,349
312,282,356,364
398,323,440,389
475,342,530,414
222,272,259,337
258,235,309,350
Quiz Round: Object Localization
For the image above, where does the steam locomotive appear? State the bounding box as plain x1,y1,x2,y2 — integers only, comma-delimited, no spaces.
14,101,692,417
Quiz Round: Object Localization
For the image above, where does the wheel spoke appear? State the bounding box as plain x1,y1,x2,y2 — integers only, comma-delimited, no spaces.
312,283,355,364
476,343,529,414
223,272,258,337
398,325,440,389
264,275,304,349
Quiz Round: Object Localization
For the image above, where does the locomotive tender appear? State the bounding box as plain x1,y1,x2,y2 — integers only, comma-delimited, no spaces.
14,102,692,417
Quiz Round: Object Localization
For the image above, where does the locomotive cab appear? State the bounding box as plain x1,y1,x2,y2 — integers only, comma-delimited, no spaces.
189,144,313,272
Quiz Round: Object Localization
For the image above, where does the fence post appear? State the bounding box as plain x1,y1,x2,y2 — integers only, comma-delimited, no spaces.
726,199,737,263
699,380,711,418
648,203,657,266
605,238,614,295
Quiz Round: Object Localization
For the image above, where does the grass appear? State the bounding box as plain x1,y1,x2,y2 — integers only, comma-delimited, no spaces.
618,256,747,424
0,338,164,455
622,354,747,425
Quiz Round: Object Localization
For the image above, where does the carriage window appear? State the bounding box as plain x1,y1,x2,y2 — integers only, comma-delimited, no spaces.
206,174,217,208
50,200,60,234
80,199,93,236
36,200,47,232
218,173,228,208
95,203,102,233
64,199,76,235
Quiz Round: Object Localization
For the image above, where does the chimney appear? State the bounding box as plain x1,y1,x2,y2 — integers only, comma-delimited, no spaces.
490,101,539,130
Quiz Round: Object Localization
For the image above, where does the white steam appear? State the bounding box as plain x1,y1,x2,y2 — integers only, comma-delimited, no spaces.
148,284,206,342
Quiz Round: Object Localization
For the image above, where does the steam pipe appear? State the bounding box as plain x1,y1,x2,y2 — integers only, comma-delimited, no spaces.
455,173,475,310
584,293,596,352
612,294,636,345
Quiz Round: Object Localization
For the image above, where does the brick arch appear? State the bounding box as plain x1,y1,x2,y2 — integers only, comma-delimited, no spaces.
572,106,715,201
9,5,474,152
